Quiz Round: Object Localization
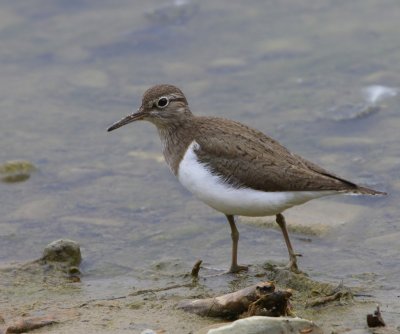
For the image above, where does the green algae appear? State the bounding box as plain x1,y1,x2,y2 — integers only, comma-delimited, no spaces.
41,239,82,267
0,160,36,183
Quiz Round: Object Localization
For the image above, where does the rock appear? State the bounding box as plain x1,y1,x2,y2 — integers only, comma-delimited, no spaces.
0,160,36,183
205,316,322,334
5,315,57,333
41,239,82,267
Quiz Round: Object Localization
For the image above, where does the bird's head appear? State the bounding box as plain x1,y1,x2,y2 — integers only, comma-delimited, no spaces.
107,84,192,132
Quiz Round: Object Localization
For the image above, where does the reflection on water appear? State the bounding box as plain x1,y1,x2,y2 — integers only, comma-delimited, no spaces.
0,0,399,328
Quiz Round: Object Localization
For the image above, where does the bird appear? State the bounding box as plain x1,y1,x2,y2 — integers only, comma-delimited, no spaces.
107,84,386,273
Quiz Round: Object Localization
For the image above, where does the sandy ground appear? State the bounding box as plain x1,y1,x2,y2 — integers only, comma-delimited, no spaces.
1,255,393,334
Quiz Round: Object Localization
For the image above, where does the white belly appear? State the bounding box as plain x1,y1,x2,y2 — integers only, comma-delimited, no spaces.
177,141,338,216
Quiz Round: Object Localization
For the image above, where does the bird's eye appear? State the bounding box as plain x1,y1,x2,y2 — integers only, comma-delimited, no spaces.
156,97,169,108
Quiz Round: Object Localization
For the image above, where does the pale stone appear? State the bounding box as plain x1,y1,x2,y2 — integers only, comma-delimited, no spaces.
201,316,322,334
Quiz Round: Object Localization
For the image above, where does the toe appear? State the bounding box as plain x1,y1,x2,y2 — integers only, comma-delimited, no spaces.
228,264,248,273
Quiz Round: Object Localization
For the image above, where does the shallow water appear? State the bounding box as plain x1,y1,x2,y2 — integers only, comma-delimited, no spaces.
1,0,399,329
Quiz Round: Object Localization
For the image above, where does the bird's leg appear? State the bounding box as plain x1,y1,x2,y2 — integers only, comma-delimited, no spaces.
226,214,248,273
275,213,301,273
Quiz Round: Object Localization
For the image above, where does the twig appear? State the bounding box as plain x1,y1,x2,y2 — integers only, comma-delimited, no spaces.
305,291,344,307
129,283,194,296
191,260,202,278
77,282,194,308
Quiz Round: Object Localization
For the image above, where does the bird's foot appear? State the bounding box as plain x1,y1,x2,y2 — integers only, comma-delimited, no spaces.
278,253,302,274
286,259,301,274
228,264,248,274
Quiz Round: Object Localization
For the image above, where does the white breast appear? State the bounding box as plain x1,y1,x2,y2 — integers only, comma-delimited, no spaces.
177,141,338,217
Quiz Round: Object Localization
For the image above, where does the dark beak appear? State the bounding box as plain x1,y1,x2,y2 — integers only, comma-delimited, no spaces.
107,107,145,132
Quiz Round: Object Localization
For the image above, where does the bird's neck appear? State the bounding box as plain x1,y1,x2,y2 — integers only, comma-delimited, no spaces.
157,120,196,175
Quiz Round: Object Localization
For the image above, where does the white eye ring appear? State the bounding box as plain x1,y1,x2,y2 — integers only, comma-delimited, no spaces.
156,96,169,108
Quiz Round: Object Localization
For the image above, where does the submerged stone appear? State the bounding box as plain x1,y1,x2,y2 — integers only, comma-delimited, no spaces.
145,0,198,25
327,103,380,121
0,160,36,183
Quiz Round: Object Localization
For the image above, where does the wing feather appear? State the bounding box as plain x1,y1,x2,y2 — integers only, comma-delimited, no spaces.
193,117,366,193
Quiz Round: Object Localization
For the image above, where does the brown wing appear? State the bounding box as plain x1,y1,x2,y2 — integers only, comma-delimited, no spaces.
194,117,378,193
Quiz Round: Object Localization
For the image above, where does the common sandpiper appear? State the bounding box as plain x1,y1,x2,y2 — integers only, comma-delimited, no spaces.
107,84,385,273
